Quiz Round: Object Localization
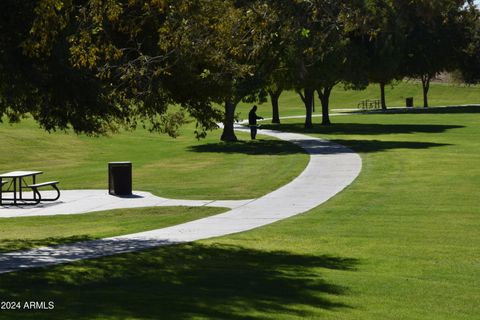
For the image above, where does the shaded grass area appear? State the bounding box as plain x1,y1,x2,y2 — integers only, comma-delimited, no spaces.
0,119,308,200
263,122,464,135
261,122,459,153
189,139,305,155
0,206,225,253
0,243,357,320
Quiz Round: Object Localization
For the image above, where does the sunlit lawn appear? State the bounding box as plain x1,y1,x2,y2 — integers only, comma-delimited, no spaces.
1,106,478,319
236,81,480,119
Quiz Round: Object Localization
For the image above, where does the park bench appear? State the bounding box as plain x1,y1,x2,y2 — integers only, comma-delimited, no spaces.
358,99,380,110
26,181,61,204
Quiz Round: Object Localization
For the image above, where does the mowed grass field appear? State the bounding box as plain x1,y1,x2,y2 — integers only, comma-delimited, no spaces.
0,83,479,319
236,81,480,119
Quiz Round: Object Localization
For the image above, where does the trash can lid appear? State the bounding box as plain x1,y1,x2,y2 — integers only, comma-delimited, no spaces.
108,161,132,164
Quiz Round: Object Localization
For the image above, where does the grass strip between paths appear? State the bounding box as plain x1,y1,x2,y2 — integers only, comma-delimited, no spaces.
0,206,226,253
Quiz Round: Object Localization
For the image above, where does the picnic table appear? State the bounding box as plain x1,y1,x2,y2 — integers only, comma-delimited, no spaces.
0,171,60,205
358,99,380,110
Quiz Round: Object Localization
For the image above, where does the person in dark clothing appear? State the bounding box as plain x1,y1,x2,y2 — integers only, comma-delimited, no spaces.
248,105,264,140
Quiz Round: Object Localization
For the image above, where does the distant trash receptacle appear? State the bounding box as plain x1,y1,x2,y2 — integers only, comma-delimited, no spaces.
406,97,414,108
108,162,132,196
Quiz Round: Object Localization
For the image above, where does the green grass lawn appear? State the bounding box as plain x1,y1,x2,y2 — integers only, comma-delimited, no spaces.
0,118,308,200
236,81,480,119
0,106,478,319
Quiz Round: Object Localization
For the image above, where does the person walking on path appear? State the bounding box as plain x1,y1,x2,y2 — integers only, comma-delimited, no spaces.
248,105,264,140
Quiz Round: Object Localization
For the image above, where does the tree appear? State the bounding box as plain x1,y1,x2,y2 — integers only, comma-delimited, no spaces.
153,0,258,142
267,85,283,124
275,0,368,127
212,1,281,141
9,0,273,139
61,0,226,137
0,0,127,135
361,0,405,110
0,0,207,136
314,18,369,126
72,0,277,142
398,0,472,108
458,3,480,84
264,65,292,124
277,0,343,128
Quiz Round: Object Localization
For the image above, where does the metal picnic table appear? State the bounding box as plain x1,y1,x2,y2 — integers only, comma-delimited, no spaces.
0,171,43,205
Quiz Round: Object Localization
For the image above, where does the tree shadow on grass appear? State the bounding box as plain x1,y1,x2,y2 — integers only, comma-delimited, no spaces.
271,139,450,154
330,139,451,153
189,139,306,155
0,242,358,319
0,235,95,253
189,136,449,155
261,123,463,136
349,105,480,115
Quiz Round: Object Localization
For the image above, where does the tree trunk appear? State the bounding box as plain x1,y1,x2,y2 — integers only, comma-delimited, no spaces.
318,86,333,125
312,93,315,113
421,74,430,108
298,88,314,129
268,89,282,124
380,82,387,110
220,99,238,142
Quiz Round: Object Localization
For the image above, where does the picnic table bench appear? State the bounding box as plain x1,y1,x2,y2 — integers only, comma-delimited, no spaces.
358,99,380,110
27,181,61,204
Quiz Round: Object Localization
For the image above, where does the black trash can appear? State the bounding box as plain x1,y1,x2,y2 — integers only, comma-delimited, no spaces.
108,162,132,196
406,97,414,108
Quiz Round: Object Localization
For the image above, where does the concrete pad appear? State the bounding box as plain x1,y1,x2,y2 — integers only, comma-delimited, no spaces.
0,190,250,218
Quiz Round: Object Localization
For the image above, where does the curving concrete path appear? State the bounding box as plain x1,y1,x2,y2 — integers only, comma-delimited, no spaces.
0,124,362,274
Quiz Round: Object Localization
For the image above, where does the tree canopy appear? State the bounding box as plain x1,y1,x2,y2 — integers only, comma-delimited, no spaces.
0,0,478,138
399,0,473,107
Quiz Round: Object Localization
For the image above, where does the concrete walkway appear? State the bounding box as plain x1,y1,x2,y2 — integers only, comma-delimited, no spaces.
0,125,362,274
0,190,253,218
